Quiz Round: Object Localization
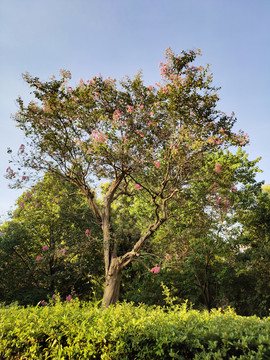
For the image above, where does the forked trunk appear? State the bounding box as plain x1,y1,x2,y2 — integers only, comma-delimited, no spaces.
102,258,122,308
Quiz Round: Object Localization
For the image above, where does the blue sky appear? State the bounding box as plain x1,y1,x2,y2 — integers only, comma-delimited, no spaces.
1,0,269,221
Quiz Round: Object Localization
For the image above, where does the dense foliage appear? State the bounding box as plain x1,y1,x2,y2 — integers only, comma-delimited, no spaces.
0,174,103,305
1,300,270,359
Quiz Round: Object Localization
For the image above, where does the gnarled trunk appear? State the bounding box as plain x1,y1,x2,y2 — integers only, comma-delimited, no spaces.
102,258,122,308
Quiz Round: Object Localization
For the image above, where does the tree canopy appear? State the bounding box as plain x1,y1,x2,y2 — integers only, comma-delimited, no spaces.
7,48,258,307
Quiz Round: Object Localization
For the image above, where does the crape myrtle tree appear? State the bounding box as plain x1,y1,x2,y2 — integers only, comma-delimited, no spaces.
7,48,251,307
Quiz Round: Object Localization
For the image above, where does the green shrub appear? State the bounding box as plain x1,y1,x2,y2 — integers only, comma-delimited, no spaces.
0,300,270,359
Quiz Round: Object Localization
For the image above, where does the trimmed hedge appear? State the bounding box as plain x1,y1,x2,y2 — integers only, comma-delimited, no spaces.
0,300,270,359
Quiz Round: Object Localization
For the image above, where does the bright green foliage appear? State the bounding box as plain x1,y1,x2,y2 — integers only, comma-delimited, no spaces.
0,301,270,359
0,173,103,304
262,184,270,194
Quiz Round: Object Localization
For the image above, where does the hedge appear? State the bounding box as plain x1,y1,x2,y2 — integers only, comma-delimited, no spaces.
0,300,270,359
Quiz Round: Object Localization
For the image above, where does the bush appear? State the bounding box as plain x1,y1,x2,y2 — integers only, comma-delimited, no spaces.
0,300,270,359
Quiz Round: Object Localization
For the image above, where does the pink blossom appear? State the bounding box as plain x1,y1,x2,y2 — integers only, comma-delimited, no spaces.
154,161,160,168
225,198,230,209
214,163,222,173
36,256,43,261
85,229,91,236
66,295,72,301
91,130,107,143
41,300,46,306
151,266,160,274
231,186,237,192
25,192,32,199
113,110,122,121
55,248,66,258
135,184,143,191
42,245,49,251
127,105,134,113
215,139,223,145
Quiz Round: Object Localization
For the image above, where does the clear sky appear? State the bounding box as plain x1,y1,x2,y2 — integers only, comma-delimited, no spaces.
1,0,269,221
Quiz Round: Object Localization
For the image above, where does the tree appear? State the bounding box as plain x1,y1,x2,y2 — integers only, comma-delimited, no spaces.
7,48,252,307
120,150,261,311
230,185,270,316
0,173,103,304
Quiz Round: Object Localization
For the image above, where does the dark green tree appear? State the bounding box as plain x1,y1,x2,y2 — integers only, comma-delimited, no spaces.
228,185,270,316
0,173,103,304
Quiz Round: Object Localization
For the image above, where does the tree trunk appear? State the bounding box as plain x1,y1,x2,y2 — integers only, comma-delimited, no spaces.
101,258,122,308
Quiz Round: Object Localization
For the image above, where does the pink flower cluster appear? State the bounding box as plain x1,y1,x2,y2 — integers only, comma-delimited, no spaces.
5,167,16,179
53,248,66,259
165,254,172,261
135,184,143,191
215,195,230,211
113,110,122,121
25,192,32,200
151,266,160,274
126,105,134,113
214,163,222,173
91,130,107,143
19,144,25,154
85,229,91,236
154,161,160,169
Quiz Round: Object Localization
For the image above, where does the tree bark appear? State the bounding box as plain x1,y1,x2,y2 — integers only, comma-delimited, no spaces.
101,257,122,308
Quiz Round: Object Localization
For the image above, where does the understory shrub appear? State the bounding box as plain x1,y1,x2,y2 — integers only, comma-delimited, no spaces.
0,300,270,359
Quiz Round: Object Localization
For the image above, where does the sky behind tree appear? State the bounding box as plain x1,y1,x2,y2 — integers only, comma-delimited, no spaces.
0,0,269,221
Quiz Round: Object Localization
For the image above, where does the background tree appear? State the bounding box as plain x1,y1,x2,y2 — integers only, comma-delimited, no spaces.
7,48,253,307
0,173,103,304
228,185,270,316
